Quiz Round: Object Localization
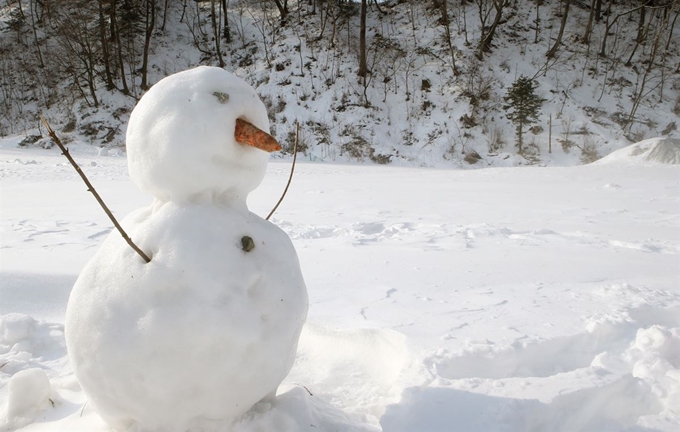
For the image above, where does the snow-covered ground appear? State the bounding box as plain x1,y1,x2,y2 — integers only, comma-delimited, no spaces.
1,135,679,431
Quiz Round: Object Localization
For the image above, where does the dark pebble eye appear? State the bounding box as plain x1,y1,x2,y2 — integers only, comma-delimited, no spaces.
241,236,255,252
213,92,230,103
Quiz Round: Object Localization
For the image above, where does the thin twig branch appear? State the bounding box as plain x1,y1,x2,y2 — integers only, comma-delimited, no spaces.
40,117,152,263
266,122,299,221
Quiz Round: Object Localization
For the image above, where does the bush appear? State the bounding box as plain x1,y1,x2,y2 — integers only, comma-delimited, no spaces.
340,125,371,160
464,150,482,164
486,125,506,153
18,135,43,147
340,125,391,164
369,152,392,164
460,113,477,129
580,140,599,164
285,128,309,154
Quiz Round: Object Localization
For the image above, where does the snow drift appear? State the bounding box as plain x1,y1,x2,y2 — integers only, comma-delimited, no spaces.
596,137,680,166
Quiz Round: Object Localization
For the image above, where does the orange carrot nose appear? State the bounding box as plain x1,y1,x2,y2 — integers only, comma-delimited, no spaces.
234,118,282,152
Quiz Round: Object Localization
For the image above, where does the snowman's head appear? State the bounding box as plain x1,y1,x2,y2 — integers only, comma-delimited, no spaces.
126,66,279,204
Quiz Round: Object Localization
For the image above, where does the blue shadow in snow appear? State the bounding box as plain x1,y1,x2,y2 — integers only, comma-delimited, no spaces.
380,375,663,432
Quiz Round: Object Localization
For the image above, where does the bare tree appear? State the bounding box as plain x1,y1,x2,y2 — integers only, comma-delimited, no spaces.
221,0,231,43
141,0,156,90
546,0,570,58
161,0,170,31
272,0,288,24
28,0,44,68
665,4,679,51
439,0,459,75
54,2,101,107
600,1,653,58
110,0,130,95
358,0,368,78
98,0,115,89
582,0,596,45
594,0,603,22
248,2,275,68
625,3,653,66
210,0,225,67
627,8,670,128
534,0,540,43
477,0,508,59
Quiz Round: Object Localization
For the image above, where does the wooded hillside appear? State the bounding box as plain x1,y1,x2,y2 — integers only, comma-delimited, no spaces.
1,0,678,167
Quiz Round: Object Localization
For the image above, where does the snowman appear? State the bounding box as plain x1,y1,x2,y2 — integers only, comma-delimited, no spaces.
65,66,308,432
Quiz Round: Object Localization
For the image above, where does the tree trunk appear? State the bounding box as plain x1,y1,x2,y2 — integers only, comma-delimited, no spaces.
583,0,596,44
546,0,570,58
595,0,602,22
111,0,129,94
600,1,650,57
210,0,225,67
84,38,99,107
16,0,24,19
462,3,469,45
517,121,523,154
441,0,459,75
534,0,540,44
477,0,506,59
272,0,288,24
358,0,367,78
628,9,666,128
636,4,647,43
548,114,552,154
141,0,156,90
599,1,614,57
626,5,650,66
161,0,169,31
98,0,114,89
665,6,679,52
29,0,44,68
221,0,231,43
315,0,330,41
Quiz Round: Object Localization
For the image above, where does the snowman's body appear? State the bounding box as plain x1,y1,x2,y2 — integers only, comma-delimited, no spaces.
65,67,307,432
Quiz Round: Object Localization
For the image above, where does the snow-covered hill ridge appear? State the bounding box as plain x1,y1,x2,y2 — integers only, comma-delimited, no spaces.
1,0,679,167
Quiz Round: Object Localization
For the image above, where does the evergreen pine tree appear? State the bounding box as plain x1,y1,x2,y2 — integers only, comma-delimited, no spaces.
503,76,544,154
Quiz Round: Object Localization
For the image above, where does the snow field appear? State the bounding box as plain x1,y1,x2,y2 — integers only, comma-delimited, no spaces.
1,138,679,431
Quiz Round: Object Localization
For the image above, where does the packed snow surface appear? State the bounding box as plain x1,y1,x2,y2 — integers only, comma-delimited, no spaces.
1,134,679,431
61,67,308,432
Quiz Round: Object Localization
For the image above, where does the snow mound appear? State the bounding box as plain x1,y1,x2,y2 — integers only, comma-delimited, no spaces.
4,368,53,430
0,314,65,372
233,387,377,432
596,137,680,165
1,315,66,431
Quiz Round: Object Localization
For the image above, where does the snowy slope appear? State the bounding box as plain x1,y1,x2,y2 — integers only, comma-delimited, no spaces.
1,136,679,431
2,1,678,167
